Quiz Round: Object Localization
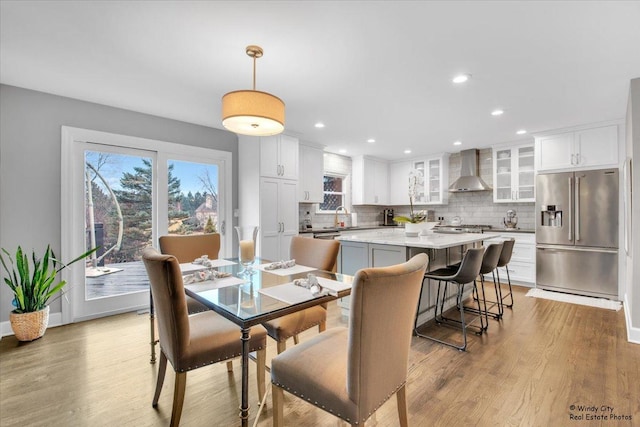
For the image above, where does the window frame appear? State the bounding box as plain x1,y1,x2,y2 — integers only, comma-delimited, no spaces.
316,172,350,214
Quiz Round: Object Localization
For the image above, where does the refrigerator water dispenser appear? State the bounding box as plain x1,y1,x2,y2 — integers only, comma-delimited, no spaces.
541,205,562,227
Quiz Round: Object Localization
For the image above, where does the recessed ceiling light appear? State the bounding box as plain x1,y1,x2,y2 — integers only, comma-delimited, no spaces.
339,149,347,154
404,149,412,154
491,109,504,116
453,141,462,146
314,122,325,128
367,138,375,143
516,129,527,135
452,74,471,84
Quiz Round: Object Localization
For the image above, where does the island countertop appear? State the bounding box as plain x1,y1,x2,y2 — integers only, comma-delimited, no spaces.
336,229,487,249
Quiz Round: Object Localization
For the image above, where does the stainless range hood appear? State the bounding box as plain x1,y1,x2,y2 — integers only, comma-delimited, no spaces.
449,149,491,192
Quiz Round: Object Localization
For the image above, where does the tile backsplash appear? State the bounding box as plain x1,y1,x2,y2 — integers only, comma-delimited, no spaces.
299,148,535,231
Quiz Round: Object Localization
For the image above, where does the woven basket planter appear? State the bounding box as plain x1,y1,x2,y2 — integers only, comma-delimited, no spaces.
9,306,50,341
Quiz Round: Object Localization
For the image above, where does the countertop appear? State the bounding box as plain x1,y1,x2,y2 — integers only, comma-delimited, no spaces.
299,225,399,234
486,228,535,234
335,229,487,249
300,225,534,235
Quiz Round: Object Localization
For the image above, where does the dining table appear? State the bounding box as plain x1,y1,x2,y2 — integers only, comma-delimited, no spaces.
182,257,354,427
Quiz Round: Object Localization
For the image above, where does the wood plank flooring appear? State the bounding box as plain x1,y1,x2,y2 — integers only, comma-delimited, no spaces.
1,284,638,427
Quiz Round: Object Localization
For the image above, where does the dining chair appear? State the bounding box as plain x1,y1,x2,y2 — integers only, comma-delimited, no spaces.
416,247,485,351
271,253,429,426
142,248,267,427
147,233,221,364
262,236,340,353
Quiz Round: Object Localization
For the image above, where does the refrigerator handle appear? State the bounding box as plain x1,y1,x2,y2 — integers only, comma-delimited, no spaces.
575,175,581,242
568,176,573,241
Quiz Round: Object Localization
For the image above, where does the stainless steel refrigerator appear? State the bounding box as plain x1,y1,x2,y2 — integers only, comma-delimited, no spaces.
536,168,618,299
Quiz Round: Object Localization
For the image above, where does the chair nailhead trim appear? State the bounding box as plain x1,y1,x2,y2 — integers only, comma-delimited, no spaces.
174,344,265,372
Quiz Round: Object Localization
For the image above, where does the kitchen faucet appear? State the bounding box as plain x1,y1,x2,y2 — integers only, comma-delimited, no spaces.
334,206,349,227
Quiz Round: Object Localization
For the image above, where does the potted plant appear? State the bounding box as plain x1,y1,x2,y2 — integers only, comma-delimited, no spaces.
0,245,97,341
394,169,428,236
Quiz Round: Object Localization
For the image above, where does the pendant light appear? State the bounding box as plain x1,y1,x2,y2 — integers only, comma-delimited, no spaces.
221,45,285,136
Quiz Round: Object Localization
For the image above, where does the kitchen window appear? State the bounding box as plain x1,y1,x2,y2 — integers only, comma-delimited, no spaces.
318,174,347,213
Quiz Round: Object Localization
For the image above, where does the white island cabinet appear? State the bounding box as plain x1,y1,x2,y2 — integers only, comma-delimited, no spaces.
336,230,486,323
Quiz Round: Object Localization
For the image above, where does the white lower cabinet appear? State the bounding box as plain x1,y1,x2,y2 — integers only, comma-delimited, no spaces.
483,232,535,285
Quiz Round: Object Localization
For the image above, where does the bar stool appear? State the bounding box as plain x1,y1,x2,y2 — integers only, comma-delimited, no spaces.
467,241,504,322
414,247,485,351
495,238,516,309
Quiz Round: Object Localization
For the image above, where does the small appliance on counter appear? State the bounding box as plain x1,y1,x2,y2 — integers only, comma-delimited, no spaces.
503,209,518,229
383,209,395,226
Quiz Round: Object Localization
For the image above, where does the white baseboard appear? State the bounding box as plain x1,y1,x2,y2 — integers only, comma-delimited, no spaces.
624,293,640,344
1,311,64,339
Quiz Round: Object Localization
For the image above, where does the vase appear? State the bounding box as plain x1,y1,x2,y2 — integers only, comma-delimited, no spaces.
404,222,423,237
235,226,259,276
10,306,49,341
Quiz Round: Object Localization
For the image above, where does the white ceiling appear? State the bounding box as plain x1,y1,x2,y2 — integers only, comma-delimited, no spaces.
2,1,640,160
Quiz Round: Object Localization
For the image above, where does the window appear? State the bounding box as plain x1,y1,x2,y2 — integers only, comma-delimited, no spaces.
318,174,346,213
61,126,232,322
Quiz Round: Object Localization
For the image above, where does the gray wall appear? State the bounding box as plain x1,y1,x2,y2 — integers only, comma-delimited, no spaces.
0,84,238,323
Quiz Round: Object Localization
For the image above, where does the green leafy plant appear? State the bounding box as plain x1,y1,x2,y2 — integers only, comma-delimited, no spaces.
0,245,98,313
394,169,427,224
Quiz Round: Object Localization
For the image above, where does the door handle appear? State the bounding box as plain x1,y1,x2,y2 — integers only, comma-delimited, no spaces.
571,154,575,165
568,176,573,241
221,220,225,235
575,175,581,241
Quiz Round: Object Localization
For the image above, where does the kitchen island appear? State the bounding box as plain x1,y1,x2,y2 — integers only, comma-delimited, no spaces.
335,228,487,325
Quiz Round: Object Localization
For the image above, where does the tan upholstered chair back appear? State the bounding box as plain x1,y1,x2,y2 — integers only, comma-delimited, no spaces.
290,236,340,272
158,233,221,263
346,253,428,417
142,248,190,370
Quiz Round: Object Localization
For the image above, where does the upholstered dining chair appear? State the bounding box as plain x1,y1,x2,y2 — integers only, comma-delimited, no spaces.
271,253,429,427
142,248,266,427
148,233,221,363
262,236,341,353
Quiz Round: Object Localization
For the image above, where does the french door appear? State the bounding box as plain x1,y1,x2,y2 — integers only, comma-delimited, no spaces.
61,127,232,323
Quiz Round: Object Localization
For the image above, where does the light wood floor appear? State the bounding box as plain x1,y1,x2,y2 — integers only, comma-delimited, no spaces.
1,284,638,427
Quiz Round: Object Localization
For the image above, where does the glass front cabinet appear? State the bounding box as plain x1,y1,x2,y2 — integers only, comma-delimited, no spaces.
410,153,449,205
492,143,535,203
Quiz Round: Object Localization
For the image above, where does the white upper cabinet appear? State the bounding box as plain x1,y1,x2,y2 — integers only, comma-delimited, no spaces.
493,143,535,203
298,143,324,203
389,153,449,205
260,134,299,180
389,161,412,205
352,156,389,205
535,123,619,172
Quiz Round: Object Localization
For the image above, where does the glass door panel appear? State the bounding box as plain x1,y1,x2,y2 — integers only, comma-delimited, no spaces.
84,150,154,300
517,146,535,200
167,160,220,236
495,148,513,201
412,161,427,203
428,159,440,203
